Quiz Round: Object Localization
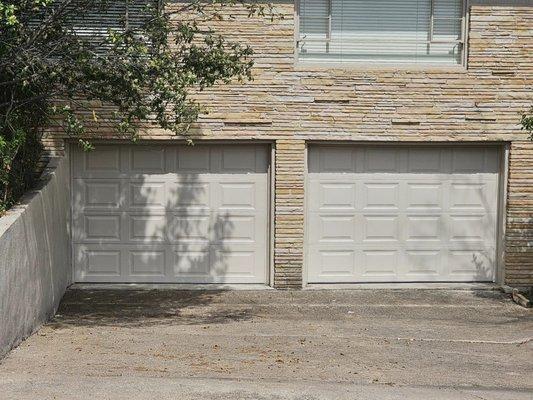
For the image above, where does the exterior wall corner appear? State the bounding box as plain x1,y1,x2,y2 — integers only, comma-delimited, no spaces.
505,141,533,287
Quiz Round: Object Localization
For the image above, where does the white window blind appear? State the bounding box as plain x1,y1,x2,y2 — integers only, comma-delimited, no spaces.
298,0,464,65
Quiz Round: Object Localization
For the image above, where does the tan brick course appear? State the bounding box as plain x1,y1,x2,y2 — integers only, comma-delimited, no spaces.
506,141,533,287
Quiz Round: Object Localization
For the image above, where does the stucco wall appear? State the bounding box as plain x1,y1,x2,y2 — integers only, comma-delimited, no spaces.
0,155,71,359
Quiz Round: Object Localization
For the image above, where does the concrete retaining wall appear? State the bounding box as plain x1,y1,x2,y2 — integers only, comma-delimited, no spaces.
0,155,71,359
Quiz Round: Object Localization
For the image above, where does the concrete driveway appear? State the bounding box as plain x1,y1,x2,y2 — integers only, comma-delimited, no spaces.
0,288,532,399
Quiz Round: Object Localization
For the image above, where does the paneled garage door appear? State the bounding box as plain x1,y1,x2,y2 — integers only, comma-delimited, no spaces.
307,145,501,283
72,144,269,283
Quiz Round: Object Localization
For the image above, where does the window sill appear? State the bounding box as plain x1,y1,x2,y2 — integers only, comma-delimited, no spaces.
293,61,467,73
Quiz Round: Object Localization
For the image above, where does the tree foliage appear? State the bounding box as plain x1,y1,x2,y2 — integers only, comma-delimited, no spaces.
0,0,273,212
521,107,533,141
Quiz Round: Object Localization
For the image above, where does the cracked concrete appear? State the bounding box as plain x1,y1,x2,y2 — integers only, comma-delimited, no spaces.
0,289,532,399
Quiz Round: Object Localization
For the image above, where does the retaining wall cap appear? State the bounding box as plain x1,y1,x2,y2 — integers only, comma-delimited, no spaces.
0,156,64,238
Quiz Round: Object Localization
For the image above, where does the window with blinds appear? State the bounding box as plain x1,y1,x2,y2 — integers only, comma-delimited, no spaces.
65,0,156,49
297,0,465,65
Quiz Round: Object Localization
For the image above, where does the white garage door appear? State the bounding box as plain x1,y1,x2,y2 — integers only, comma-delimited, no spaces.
72,144,269,283
307,145,500,283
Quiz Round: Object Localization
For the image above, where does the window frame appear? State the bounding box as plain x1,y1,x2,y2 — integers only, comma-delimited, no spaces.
294,0,469,69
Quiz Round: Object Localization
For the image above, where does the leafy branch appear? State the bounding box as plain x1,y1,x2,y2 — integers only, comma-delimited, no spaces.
521,107,533,140
0,0,277,212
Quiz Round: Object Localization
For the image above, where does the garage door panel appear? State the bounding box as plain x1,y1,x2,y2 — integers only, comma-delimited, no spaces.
175,146,211,173
448,249,494,281
452,148,489,173
128,146,166,174
322,147,356,173
402,250,443,278
72,180,123,212
316,182,356,211
361,249,399,279
127,214,167,243
73,213,122,243
216,182,257,210
86,146,121,173
315,214,356,242
484,148,500,172
449,214,496,243
72,146,122,178
75,244,234,282
449,181,498,212
406,183,443,211
212,246,261,278
172,247,211,278
309,146,354,173
407,148,444,173
363,215,400,242
84,249,121,277
129,249,167,277
307,145,499,283
219,146,266,173
319,250,356,277
127,181,167,210
308,247,357,281
213,178,268,211
74,245,123,281
170,182,210,211
405,215,442,242
168,214,210,243
362,182,400,210
211,215,256,243
72,144,269,284
171,244,265,283
363,148,401,173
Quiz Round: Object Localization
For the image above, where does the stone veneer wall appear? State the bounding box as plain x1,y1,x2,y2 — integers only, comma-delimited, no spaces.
274,140,305,288
43,2,532,288
506,141,533,287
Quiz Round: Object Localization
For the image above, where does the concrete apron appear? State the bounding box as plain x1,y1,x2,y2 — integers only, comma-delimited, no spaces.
0,289,531,400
